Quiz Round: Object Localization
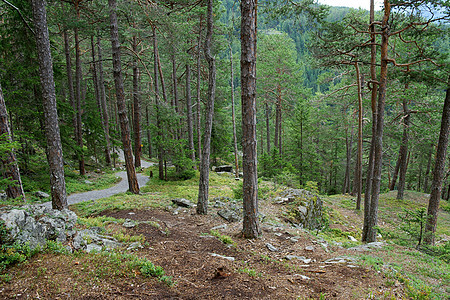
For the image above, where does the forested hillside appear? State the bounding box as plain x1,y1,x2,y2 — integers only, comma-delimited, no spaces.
0,0,449,298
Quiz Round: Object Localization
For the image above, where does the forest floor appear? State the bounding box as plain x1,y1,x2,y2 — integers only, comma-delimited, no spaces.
0,166,449,299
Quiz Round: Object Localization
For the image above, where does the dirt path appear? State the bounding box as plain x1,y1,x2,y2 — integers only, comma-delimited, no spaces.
42,152,155,208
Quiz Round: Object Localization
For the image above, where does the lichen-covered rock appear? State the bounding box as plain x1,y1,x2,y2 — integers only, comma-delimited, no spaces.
280,189,323,230
0,205,78,249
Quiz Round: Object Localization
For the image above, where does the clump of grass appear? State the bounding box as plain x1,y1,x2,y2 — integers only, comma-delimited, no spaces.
209,230,236,246
112,232,145,244
237,267,261,277
101,251,175,286
77,216,125,228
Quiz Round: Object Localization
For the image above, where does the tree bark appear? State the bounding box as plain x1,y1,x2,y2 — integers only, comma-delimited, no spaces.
97,37,112,166
197,0,216,215
91,36,101,113
241,0,260,238
32,0,68,209
424,144,433,193
132,35,142,168
362,0,379,242
424,80,450,245
196,15,203,165
230,45,239,178
152,27,164,180
396,95,410,200
0,84,25,200
355,62,363,209
108,0,139,194
365,0,391,243
146,105,152,158
63,29,77,144
390,153,401,190
186,64,196,164
266,102,270,153
74,25,85,176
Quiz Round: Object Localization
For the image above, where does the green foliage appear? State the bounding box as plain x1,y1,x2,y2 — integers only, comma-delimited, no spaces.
441,201,450,213
398,207,428,248
77,216,125,228
209,230,236,246
303,181,319,194
45,240,70,255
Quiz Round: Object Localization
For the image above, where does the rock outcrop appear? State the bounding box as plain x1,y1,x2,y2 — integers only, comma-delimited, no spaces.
276,189,323,230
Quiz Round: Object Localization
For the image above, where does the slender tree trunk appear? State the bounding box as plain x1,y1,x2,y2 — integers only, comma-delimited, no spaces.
146,105,152,158
97,37,112,166
274,85,281,152
424,145,433,193
424,80,450,245
91,36,101,113
74,26,85,176
32,0,68,209
0,84,25,200
197,0,216,215
63,29,77,142
241,0,260,238
153,26,164,180
186,64,196,164
365,0,391,243
397,96,410,199
343,127,351,194
132,35,142,168
266,102,270,153
390,154,401,190
196,15,203,164
230,45,239,178
108,0,139,194
355,62,363,209
362,0,379,242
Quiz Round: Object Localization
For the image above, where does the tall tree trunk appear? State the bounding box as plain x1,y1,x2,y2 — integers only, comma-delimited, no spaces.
266,102,270,153
424,144,433,193
397,96,410,200
362,0,379,242
230,45,239,178
355,62,363,209
153,26,164,180
241,0,260,238
365,0,391,243
197,0,216,215
108,0,139,194
342,127,351,194
186,64,196,164
97,37,112,166
424,80,450,245
63,29,77,143
0,84,25,200
146,105,152,158
390,154,401,190
32,0,68,209
196,15,203,165
91,36,101,112
74,26,85,176
274,85,281,153
132,35,142,168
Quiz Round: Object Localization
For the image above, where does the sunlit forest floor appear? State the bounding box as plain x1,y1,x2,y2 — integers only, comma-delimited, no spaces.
1,165,448,299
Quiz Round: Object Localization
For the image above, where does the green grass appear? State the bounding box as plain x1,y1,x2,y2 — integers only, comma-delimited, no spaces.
209,230,237,246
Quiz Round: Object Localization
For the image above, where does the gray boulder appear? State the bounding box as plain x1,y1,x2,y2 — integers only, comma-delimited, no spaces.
218,208,241,222
34,191,50,199
280,189,323,230
214,165,233,173
172,198,194,208
0,205,77,249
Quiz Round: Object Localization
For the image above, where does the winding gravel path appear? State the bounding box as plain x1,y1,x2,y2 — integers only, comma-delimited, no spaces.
42,153,155,208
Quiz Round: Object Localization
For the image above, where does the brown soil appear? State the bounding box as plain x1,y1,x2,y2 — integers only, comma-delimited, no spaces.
0,199,406,300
